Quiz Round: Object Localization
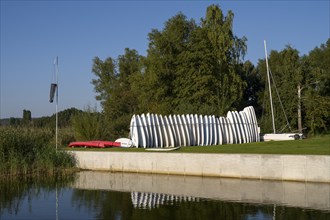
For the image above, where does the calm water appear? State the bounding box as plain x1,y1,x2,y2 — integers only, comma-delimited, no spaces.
1,171,329,220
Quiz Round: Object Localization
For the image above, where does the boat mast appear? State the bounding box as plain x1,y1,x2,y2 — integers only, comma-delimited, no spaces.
264,40,276,134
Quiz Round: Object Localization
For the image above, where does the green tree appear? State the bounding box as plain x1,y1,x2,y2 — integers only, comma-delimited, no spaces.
33,107,82,128
139,12,196,114
91,49,143,138
108,48,143,138
257,40,330,135
139,5,247,116
239,61,262,113
91,56,117,138
257,46,301,133
91,57,117,110
9,117,21,126
303,39,330,134
22,109,31,126
179,5,247,115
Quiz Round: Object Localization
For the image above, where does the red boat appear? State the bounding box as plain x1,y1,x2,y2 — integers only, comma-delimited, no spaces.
68,140,121,148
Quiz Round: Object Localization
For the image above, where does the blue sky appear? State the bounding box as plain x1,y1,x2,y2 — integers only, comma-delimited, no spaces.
1,1,329,119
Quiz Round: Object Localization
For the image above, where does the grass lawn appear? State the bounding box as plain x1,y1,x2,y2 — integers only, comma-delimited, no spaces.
65,134,330,155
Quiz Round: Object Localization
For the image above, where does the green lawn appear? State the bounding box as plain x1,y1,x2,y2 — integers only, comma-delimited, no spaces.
66,135,330,155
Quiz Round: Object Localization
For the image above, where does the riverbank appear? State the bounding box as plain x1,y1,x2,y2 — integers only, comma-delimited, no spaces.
71,151,330,183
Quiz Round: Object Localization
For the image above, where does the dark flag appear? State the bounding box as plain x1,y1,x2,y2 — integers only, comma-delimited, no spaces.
49,83,57,103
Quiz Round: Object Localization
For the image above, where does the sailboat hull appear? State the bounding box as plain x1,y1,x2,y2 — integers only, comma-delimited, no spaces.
261,133,303,141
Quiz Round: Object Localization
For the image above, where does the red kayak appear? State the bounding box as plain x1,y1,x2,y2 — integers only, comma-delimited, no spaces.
68,141,121,148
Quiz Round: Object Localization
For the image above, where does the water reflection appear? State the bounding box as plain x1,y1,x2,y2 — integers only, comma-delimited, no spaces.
0,174,75,219
131,192,200,209
74,171,330,211
1,171,329,220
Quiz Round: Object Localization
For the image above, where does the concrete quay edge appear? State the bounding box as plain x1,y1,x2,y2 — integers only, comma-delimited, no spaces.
70,151,330,183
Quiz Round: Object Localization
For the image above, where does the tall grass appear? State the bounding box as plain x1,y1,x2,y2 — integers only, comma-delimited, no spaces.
0,126,76,176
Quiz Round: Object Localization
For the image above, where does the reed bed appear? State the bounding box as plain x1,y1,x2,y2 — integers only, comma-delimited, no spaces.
0,126,76,176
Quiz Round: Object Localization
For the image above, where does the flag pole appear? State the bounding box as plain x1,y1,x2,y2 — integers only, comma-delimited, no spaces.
55,56,58,152
49,57,59,151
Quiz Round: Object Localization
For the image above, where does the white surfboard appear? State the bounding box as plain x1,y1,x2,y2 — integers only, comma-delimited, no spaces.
194,114,200,146
189,114,195,146
215,116,221,145
136,115,147,148
218,117,225,144
234,111,244,144
165,115,175,147
225,114,235,144
115,138,133,148
249,106,260,142
185,114,191,146
236,111,245,144
211,115,217,145
145,146,181,151
224,116,230,144
233,111,243,144
151,114,158,148
227,111,237,144
173,115,181,146
191,114,196,146
129,115,133,140
189,114,196,146
130,115,138,147
141,114,150,147
199,115,204,146
214,117,219,145
182,115,190,146
177,115,186,146
246,106,255,142
203,115,209,146
146,113,154,148
240,111,249,143
239,111,249,143
168,115,177,147
153,114,161,148
183,114,193,146
227,111,235,144
244,107,255,142
237,111,247,143
155,114,163,148
209,115,214,145
248,107,257,142
220,117,225,144
160,115,169,148
242,111,252,143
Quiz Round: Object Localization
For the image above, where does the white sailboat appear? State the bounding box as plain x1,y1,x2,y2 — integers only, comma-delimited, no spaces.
261,41,303,141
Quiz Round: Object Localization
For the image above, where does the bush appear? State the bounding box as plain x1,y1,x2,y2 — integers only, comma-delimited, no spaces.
72,106,109,141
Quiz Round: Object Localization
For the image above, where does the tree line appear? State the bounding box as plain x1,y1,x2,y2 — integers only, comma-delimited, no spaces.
91,5,329,139
2,108,83,128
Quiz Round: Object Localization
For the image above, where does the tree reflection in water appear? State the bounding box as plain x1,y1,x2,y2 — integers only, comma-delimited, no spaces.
1,174,329,220
0,173,75,217
70,189,329,220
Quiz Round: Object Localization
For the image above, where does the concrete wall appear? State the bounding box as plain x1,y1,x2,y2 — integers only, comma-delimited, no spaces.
70,151,330,183
73,171,330,211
